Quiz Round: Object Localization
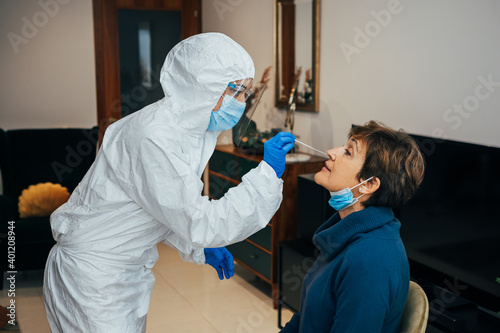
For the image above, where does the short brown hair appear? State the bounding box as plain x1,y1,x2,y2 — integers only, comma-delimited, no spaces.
349,121,425,209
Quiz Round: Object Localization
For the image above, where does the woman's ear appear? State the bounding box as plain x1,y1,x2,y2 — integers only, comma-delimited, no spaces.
359,177,380,194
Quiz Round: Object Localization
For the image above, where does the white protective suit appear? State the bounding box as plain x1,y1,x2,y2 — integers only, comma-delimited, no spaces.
43,33,284,333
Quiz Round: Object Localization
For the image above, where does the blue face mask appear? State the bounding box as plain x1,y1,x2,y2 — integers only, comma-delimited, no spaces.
328,177,373,211
207,95,246,131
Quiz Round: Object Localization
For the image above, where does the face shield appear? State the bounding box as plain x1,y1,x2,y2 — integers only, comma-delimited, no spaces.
225,79,254,103
229,79,267,146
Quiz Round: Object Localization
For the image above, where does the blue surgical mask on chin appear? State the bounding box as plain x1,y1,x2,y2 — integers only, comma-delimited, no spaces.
207,95,246,131
328,177,374,211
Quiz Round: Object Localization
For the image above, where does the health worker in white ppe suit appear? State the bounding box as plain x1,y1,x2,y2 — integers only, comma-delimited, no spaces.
42,32,295,332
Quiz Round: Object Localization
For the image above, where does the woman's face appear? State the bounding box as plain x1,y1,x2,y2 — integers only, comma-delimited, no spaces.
314,137,367,192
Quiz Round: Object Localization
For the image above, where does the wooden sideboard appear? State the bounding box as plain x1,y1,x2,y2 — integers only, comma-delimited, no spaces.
206,145,326,307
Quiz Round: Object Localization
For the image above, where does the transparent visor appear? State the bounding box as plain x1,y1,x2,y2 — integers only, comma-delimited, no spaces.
229,79,267,146
224,78,254,103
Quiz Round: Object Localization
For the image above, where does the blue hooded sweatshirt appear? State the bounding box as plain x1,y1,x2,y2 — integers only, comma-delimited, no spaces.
281,206,409,333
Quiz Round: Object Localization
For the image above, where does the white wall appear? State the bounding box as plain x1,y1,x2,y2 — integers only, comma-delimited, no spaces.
203,0,500,150
1,0,499,147
0,0,96,129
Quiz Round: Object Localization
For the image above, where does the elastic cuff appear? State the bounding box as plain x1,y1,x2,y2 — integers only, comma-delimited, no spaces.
261,160,282,179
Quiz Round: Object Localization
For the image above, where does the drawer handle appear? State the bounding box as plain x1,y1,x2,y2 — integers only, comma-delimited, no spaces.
249,254,258,260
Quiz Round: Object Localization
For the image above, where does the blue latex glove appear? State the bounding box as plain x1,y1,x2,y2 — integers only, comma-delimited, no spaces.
264,132,296,178
204,247,235,280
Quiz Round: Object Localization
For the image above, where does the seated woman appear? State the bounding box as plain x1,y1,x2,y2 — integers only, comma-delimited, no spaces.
280,121,425,333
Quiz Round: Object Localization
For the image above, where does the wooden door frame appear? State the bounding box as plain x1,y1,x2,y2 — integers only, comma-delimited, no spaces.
92,0,202,144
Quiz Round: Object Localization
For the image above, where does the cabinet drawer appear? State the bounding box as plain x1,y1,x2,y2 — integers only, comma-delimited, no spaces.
210,150,239,179
208,174,237,199
238,158,260,181
247,225,272,252
228,240,271,280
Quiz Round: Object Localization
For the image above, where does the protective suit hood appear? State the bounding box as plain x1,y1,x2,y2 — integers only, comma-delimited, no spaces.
160,32,255,136
103,33,256,177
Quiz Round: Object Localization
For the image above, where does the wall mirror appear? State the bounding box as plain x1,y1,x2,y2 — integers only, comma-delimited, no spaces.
275,0,320,112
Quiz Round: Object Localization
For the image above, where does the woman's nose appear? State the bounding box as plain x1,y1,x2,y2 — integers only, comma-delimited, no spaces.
326,148,336,160
327,146,344,160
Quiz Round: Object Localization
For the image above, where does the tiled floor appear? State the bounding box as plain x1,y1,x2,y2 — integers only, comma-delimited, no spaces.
0,243,294,332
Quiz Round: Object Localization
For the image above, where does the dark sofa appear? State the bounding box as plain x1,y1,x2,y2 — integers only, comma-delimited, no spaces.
0,127,98,285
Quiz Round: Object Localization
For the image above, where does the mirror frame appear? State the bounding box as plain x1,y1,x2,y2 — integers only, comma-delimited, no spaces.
274,0,320,112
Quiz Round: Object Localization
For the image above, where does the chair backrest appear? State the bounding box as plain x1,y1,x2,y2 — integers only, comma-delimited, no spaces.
399,281,429,333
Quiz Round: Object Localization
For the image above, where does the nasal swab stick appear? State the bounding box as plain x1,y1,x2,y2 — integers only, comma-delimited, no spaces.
294,140,328,157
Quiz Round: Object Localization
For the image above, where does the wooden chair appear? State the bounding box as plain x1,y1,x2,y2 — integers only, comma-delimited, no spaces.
399,281,429,333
